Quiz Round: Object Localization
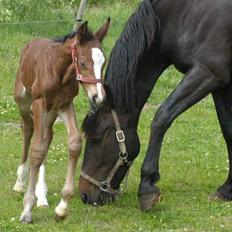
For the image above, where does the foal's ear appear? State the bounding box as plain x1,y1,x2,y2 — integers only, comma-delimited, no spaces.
95,17,111,43
77,21,88,43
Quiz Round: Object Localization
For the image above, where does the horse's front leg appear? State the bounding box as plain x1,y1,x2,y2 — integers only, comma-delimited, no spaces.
20,99,57,223
138,64,221,211
55,103,82,221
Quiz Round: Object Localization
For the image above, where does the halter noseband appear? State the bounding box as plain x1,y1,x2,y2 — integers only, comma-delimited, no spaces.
80,110,132,195
71,40,103,84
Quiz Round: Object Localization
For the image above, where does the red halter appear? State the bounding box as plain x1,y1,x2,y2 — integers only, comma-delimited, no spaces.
71,40,103,84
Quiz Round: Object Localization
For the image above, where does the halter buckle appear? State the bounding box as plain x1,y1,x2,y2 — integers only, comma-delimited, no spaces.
116,130,125,143
119,152,128,161
76,74,83,81
99,181,111,193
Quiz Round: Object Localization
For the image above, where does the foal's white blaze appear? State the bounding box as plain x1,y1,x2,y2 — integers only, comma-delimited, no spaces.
35,164,49,207
91,47,105,103
13,162,28,193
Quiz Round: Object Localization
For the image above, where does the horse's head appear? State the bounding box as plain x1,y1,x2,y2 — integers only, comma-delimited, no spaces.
79,95,140,206
74,18,110,110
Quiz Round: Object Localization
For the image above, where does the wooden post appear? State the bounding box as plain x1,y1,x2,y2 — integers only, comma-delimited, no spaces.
73,0,88,30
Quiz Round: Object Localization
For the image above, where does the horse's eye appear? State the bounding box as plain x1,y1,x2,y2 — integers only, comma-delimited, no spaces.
80,61,86,68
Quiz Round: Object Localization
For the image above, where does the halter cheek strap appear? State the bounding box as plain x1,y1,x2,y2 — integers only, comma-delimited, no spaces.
71,40,103,84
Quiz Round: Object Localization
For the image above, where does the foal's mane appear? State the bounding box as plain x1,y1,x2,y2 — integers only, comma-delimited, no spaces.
105,0,158,112
54,29,94,44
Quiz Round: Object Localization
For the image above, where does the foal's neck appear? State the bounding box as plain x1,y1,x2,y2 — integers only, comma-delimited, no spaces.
55,37,77,84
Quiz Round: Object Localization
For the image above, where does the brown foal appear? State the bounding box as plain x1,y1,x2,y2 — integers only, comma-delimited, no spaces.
13,19,110,223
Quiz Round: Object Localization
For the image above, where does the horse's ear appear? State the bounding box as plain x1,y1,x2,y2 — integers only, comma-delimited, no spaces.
95,17,111,43
77,21,88,43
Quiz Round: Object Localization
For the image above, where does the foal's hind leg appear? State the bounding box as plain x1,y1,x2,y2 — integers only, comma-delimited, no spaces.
20,99,57,223
212,82,232,200
138,64,221,211
35,160,49,207
55,103,82,221
13,84,33,193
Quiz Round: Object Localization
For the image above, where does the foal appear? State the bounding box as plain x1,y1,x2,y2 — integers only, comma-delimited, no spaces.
13,19,110,223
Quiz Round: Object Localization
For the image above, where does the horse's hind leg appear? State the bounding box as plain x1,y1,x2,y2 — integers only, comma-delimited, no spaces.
55,103,82,221
20,98,57,223
13,82,33,193
212,82,232,200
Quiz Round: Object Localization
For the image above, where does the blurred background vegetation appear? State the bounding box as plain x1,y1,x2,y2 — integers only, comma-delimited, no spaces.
0,0,140,23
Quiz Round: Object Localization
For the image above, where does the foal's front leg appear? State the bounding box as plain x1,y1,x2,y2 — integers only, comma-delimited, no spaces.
55,103,82,221
138,65,220,211
20,99,57,223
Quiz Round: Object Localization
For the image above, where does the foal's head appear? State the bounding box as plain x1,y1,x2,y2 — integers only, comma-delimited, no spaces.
73,18,110,110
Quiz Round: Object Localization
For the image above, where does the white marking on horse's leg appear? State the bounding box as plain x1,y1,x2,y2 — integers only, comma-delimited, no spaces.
91,48,106,103
13,162,29,193
35,164,49,207
55,199,68,218
55,104,81,219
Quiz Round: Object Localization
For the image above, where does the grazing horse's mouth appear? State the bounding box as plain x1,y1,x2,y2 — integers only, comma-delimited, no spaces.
80,191,118,206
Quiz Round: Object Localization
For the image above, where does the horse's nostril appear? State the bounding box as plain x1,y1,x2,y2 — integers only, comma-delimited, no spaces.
80,193,88,204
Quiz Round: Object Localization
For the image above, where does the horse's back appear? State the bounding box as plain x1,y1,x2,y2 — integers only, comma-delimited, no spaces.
158,0,232,83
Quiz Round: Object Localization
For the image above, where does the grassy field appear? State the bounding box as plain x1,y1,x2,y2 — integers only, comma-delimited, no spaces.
0,1,231,231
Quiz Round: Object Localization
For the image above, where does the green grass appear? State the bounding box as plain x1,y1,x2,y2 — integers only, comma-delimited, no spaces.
0,1,231,232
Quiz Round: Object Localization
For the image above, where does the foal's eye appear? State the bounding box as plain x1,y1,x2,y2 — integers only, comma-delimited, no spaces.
80,62,86,68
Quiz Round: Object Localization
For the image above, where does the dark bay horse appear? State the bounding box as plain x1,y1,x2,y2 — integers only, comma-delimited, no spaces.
13,19,110,223
79,0,232,210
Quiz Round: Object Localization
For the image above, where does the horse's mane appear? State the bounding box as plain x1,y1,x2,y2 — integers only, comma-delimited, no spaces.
54,29,94,44
105,0,158,112
82,0,158,135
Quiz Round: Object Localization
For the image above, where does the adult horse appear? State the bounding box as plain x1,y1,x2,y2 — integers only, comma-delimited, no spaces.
79,0,232,210
13,19,110,223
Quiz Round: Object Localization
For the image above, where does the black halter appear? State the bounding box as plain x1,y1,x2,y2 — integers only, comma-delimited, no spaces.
80,110,132,195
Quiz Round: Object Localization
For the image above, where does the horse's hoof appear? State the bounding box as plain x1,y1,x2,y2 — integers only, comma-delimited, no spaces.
139,191,161,211
37,204,49,208
13,182,25,193
209,191,230,202
54,213,66,222
37,200,49,208
19,213,33,224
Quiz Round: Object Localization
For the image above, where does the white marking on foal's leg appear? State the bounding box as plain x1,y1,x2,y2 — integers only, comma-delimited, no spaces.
35,164,49,207
13,163,28,193
55,199,68,218
91,48,105,103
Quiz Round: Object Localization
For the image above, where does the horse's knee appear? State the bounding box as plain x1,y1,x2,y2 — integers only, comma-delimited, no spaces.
68,134,82,153
30,147,46,168
151,106,171,134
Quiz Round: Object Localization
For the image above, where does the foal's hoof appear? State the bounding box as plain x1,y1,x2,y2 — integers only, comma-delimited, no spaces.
54,213,66,222
13,181,25,193
37,199,49,208
210,191,230,202
19,214,33,224
139,192,161,211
